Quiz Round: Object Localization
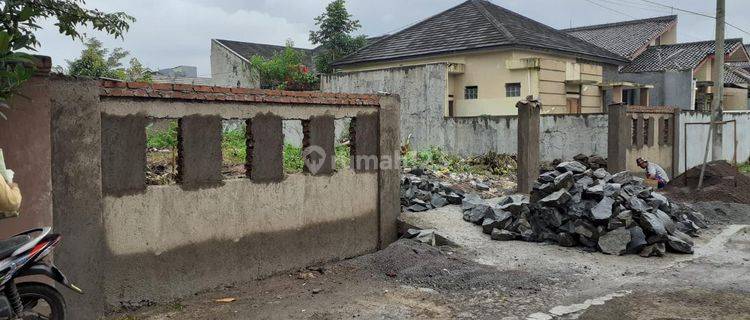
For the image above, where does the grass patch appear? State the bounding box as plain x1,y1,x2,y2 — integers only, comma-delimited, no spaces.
739,162,750,174
146,121,178,149
402,146,516,177
222,128,246,166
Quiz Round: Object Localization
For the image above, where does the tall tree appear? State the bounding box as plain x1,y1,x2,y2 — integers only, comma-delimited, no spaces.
67,38,151,82
0,0,134,118
309,0,366,74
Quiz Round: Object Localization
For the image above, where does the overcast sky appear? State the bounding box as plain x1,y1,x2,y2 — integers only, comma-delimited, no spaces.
33,0,750,77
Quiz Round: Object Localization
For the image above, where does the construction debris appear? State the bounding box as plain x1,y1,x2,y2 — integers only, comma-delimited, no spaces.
664,160,750,205
400,167,515,212
460,160,706,256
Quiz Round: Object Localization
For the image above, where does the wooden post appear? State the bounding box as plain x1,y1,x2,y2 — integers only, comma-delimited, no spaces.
517,96,541,194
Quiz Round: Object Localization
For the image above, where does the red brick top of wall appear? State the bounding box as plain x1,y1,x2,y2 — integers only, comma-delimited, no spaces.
626,105,678,114
99,81,380,106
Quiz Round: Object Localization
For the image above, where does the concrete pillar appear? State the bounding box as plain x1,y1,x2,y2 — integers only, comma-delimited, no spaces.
639,88,650,106
377,95,401,249
611,86,624,104
101,114,147,196
302,115,335,175
671,108,681,176
248,113,284,182
177,115,223,188
351,113,379,172
607,103,628,173
516,97,541,194
50,77,106,318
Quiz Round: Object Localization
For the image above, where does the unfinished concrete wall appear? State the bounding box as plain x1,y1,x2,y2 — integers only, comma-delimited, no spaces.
42,81,398,315
210,40,257,88
322,64,609,161
603,67,694,110
623,107,677,176
678,111,750,173
49,76,106,318
0,67,53,238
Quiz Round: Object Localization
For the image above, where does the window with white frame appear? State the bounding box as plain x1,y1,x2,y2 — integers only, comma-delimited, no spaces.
505,83,521,97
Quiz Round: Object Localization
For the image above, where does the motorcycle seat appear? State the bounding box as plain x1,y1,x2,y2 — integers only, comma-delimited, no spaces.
0,235,31,259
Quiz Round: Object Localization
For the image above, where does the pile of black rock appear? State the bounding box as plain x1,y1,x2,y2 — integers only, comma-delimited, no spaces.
401,169,465,212
461,161,707,257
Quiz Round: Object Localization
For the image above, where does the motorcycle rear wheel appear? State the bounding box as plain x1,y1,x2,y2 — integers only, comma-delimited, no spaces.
16,283,66,320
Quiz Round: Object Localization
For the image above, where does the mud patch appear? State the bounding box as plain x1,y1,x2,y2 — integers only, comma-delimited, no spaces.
578,289,750,320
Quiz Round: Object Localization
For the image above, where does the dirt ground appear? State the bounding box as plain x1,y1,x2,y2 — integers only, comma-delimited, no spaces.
110,201,750,320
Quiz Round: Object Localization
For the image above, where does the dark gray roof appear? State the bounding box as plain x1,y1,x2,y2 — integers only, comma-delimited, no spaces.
214,39,317,67
620,39,745,73
562,15,676,60
729,61,750,73
725,64,750,85
214,36,387,69
333,0,627,67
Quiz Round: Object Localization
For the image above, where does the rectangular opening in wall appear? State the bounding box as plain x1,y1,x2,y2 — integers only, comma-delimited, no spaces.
661,118,670,145
464,86,478,99
283,120,304,174
336,118,352,171
505,83,521,97
222,119,247,179
146,119,178,185
631,117,638,147
643,117,650,146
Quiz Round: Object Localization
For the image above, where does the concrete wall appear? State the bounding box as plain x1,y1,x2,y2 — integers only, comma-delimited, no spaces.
323,64,609,161
45,80,398,318
210,40,257,88
102,172,378,304
724,87,749,110
603,67,694,110
678,111,750,172
624,112,676,176
0,74,53,237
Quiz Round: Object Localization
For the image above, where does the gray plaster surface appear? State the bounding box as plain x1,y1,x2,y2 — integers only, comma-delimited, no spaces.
323,64,609,161
110,202,750,319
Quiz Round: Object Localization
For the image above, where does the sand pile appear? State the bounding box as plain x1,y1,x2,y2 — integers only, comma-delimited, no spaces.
664,161,750,205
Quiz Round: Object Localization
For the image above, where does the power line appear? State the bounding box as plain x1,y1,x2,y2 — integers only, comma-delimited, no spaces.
596,0,671,14
639,0,750,37
583,0,638,19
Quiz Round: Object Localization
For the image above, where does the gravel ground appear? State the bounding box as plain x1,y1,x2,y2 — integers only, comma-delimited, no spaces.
110,201,750,320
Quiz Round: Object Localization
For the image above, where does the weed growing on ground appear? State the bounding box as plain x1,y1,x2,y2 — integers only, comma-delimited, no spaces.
402,146,516,177
146,121,178,149
740,162,750,174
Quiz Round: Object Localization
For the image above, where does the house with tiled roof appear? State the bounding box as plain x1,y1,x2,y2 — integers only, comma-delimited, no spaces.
562,15,677,61
568,15,750,111
608,39,750,110
332,0,629,115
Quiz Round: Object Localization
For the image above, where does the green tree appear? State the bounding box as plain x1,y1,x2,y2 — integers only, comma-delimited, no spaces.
0,0,134,118
67,38,151,82
309,0,366,74
249,40,317,90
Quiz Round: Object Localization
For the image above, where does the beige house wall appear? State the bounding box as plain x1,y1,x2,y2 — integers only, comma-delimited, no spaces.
338,48,606,116
653,26,677,46
725,87,748,110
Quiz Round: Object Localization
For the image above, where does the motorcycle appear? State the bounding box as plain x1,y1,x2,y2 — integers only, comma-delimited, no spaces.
0,228,82,319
